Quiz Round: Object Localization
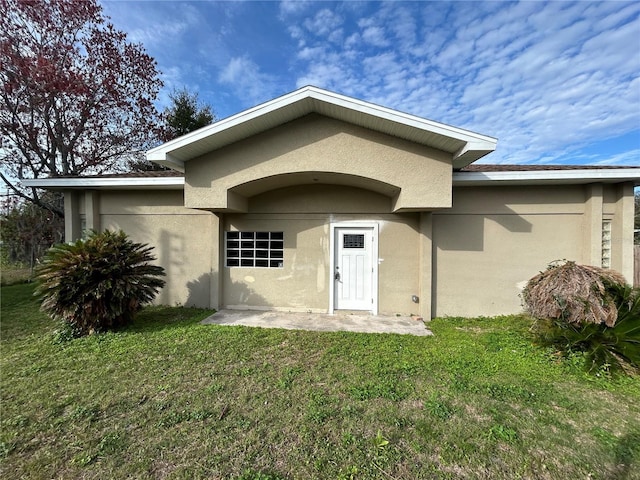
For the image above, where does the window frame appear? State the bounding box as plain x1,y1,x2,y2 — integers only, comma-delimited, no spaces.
225,231,284,268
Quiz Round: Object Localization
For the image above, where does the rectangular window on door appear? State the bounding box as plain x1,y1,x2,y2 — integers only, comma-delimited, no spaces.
343,234,365,248
225,231,283,268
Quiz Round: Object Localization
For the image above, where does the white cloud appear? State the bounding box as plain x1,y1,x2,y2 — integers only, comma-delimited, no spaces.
219,56,280,105
356,0,640,165
104,0,639,166
596,2,639,30
385,5,417,51
102,1,200,49
279,0,314,18
591,150,640,166
360,25,389,47
304,8,343,37
345,32,360,48
157,66,185,107
298,46,326,61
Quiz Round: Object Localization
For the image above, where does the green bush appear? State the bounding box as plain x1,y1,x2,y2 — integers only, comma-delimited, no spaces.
532,283,640,375
35,230,165,335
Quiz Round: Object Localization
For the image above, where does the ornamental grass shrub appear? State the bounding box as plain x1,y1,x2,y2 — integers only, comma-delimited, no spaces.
35,230,165,336
522,261,627,327
523,261,640,375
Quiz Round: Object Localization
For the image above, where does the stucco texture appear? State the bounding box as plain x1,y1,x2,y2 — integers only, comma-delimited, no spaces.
223,210,420,316
98,191,216,308
184,114,452,212
430,184,631,317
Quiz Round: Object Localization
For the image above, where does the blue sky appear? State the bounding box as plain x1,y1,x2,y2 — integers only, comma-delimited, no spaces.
101,0,640,166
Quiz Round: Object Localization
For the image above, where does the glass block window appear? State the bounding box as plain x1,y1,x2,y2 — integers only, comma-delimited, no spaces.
601,220,612,268
343,234,365,248
225,231,283,268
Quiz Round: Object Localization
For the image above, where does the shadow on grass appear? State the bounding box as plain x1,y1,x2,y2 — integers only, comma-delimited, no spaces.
613,431,640,480
1,281,215,339
124,305,215,334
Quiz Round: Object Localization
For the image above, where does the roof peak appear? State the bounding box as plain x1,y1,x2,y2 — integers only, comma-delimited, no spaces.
147,86,498,172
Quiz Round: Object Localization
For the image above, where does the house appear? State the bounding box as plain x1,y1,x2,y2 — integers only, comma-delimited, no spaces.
25,86,640,318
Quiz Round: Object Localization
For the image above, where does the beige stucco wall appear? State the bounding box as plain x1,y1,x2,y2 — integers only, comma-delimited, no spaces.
377,214,421,316
609,183,635,279
221,184,421,315
431,184,634,318
222,214,328,311
249,184,392,214
61,178,635,319
97,190,216,308
185,114,452,212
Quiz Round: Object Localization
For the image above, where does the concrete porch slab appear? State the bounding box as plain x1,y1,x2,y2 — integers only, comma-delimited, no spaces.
201,309,432,336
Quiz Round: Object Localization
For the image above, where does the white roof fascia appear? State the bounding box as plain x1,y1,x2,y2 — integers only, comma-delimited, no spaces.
307,87,497,147
146,152,185,172
147,88,312,156
21,177,185,189
453,141,499,169
21,168,638,191
453,169,640,185
147,86,497,166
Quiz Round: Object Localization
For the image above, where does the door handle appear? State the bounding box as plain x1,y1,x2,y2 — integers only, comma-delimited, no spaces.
334,269,341,281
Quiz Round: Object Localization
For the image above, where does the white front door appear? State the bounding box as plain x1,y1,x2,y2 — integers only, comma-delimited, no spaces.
334,227,375,311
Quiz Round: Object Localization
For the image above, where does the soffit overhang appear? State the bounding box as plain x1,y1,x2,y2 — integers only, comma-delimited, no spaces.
147,86,498,171
453,169,640,186
20,168,639,191
20,176,185,190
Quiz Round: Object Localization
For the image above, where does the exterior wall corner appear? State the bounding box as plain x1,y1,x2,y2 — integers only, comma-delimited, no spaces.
84,190,100,232
63,190,82,242
418,212,433,319
210,213,223,310
611,182,635,282
583,183,603,266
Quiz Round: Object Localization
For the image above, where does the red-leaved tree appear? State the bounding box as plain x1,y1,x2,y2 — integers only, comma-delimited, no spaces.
0,0,163,216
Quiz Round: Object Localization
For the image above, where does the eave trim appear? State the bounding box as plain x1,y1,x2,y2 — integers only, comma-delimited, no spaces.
21,177,185,189
146,86,497,167
453,169,640,185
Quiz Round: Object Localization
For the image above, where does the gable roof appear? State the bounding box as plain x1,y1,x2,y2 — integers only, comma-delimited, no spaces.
147,86,498,171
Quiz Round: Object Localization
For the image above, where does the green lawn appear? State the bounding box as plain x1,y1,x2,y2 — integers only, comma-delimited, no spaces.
1,283,639,479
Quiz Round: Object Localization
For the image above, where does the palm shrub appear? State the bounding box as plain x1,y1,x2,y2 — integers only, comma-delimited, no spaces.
523,261,640,375
35,230,165,336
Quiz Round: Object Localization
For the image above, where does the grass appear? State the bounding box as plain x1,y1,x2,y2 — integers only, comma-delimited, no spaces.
1,283,639,479
0,263,32,286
